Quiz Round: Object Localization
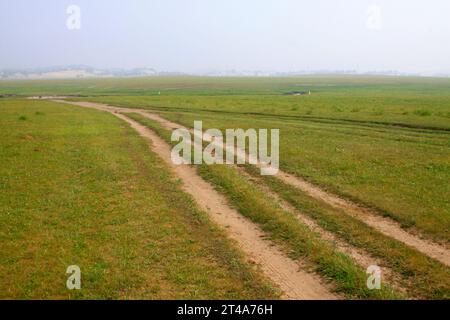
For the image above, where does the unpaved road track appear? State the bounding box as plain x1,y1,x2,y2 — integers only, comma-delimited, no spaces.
237,168,394,272
56,100,450,268
55,100,338,300
277,172,450,267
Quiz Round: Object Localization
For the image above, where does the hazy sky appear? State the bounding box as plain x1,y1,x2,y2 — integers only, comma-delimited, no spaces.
1,0,450,74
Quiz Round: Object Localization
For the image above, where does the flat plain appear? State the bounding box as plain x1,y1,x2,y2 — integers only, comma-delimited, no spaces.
1,76,449,299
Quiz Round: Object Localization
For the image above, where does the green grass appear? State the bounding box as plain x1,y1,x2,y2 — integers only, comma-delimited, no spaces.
130,109,449,243
81,92,450,130
0,99,278,299
125,112,401,299
128,111,450,299
39,76,448,242
244,165,450,299
1,76,449,299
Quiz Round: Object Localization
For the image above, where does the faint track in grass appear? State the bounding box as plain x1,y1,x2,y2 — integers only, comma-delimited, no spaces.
82,103,450,133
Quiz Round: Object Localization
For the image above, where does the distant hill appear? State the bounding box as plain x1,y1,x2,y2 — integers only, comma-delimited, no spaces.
0,65,159,80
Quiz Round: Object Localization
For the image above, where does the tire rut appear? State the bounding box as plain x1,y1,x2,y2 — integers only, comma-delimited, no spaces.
55,100,450,268
56,100,338,300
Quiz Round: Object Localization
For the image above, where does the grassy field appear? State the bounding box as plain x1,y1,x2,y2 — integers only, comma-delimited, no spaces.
126,112,450,299
125,112,401,299
149,109,450,242
1,76,449,299
0,99,277,299
57,76,450,243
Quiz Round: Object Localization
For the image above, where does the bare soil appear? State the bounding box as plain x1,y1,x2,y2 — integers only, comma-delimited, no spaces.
56,100,450,268
56,100,338,300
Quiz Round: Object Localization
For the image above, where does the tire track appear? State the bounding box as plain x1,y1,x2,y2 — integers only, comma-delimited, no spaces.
55,100,450,267
55,100,338,300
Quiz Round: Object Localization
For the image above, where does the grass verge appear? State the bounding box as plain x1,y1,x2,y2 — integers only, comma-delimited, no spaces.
0,100,278,299
125,112,401,299
243,164,450,299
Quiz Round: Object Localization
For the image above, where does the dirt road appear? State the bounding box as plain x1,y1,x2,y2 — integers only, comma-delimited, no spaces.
55,100,450,268
55,100,338,300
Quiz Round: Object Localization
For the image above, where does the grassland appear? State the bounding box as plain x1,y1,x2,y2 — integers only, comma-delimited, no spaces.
126,112,450,299
125,112,402,299
1,76,449,299
149,109,450,242
55,76,450,243
0,99,277,299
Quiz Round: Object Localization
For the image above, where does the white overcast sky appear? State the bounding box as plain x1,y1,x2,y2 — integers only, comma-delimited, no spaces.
1,0,449,74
